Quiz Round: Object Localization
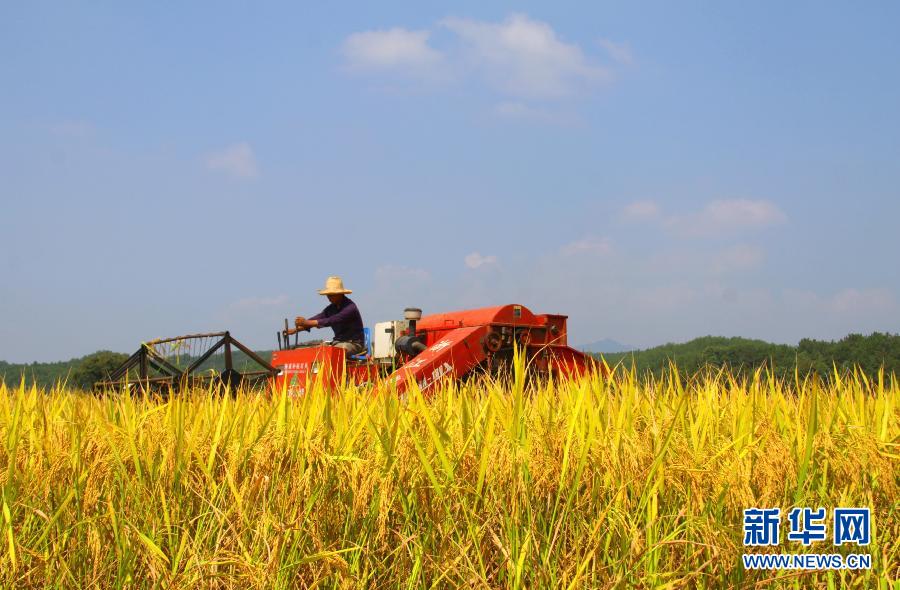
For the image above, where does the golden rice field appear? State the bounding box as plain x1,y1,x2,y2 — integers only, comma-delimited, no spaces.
0,363,897,589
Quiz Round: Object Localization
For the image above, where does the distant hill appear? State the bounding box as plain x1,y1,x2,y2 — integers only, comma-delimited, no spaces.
597,333,900,379
578,339,633,354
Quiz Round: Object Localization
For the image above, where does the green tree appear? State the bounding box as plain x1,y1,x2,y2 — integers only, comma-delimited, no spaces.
601,333,900,380
71,351,129,389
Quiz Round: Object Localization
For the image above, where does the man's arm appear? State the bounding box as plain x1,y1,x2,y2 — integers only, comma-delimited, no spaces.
293,317,317,329
296,306,330,329
312,301,358,328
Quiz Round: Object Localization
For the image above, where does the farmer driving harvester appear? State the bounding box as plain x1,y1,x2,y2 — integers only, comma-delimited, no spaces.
293,276,366,356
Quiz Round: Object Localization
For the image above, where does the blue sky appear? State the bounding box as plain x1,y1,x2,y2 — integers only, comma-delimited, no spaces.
2,2,899,362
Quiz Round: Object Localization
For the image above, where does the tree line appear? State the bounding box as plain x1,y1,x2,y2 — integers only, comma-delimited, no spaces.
2,332,898,389
0,349,274,390
599,332,900,379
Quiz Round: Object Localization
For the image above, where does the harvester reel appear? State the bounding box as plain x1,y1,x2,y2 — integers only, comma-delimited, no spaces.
94,331,276,394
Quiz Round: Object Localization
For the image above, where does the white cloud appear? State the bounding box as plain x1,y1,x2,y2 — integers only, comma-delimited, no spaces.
342,28,443,73
342,14,621,111
442,14,609,99
622,200,660,219
599,39,633,65
205,143,258,179
560,236,612,257
666,199,786,237
464,252,498,269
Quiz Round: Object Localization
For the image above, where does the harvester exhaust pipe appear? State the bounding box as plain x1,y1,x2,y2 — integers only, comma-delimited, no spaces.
404,307,422,336
397,307,427,356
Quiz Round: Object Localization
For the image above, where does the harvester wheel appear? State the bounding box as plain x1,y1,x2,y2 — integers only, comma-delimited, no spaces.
218,368,242,395
482,332,502,353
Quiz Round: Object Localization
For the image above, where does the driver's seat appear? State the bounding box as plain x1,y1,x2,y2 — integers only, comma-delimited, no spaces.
350,327,372,362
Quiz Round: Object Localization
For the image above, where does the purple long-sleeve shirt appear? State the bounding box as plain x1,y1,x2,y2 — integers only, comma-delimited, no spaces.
309,297,365,343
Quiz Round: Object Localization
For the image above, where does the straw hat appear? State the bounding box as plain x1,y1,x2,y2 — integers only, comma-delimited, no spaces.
318,275,352,295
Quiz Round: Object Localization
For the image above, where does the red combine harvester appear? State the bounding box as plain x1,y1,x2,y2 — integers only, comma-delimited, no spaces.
96,303,599,394
273,303,598,395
